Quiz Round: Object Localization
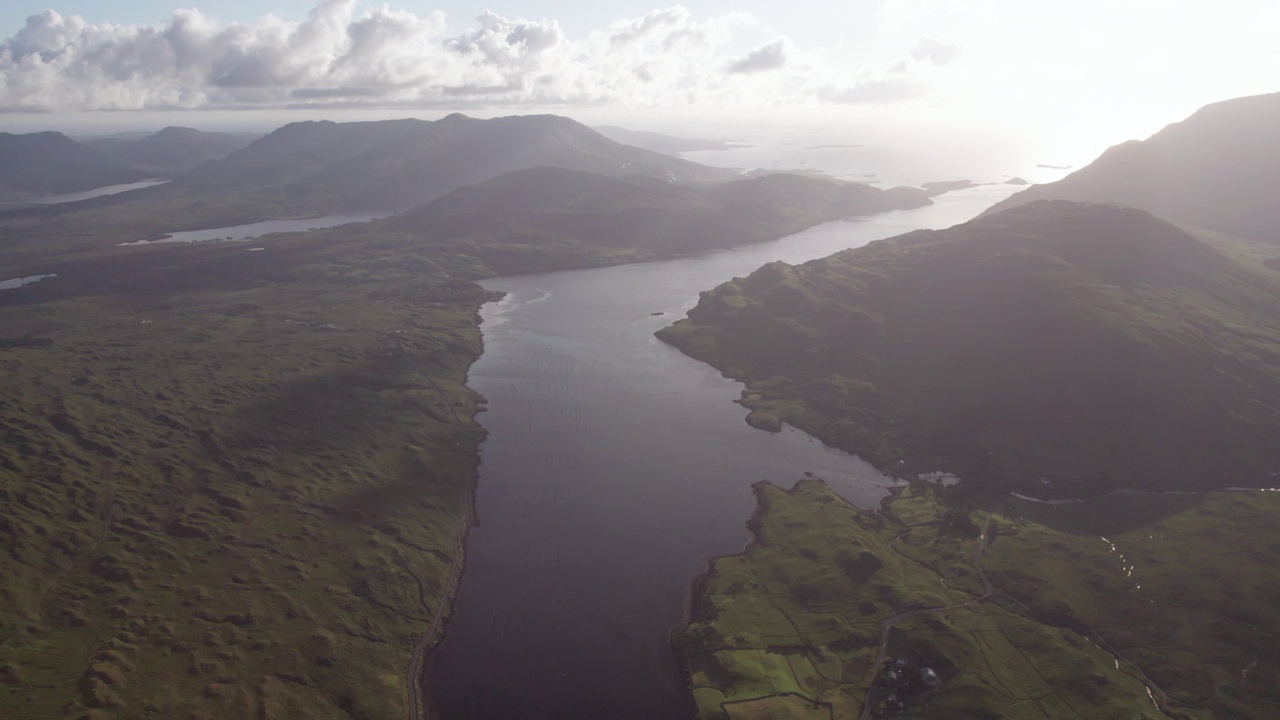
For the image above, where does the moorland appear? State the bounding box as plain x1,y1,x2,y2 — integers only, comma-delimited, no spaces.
0,114,931,719
657,200,1280,498
675,478,1280,719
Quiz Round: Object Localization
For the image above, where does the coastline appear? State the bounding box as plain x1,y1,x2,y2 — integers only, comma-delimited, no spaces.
414,298,495,719
670,480,783,720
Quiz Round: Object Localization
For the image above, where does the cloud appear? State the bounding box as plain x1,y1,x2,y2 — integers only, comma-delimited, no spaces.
910,37,962,65
727,40,786,74
0,2,949,112
820,78,923,105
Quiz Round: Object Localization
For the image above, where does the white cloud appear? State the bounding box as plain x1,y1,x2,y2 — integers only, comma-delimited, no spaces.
0,2,952,112
820,77,922,105
910,37,962,66
727,40,787,74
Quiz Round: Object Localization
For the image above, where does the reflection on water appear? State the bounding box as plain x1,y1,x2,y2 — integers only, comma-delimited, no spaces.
117,211,390,246
0,274,56,290
28,180,169,204
428,185,1018,720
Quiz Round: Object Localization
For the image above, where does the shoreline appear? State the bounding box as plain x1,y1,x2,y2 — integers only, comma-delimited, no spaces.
414,299,493,719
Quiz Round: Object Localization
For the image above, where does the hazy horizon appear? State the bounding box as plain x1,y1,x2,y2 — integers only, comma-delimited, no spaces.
3,0,1278,175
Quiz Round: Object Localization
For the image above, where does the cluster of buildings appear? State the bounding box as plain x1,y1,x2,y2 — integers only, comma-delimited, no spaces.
875,654,941,716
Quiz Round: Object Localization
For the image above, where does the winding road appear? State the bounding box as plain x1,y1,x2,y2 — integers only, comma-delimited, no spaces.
859,513,994,720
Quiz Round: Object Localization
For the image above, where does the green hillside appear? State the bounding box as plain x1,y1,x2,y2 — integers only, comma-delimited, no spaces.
675,477,1280,719
659,200,1280,496
377,167,930,273
0,226,494,718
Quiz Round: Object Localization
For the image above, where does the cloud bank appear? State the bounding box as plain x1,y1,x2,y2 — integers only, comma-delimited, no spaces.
0,0,951,112
910,37,962,66
727,40,787,74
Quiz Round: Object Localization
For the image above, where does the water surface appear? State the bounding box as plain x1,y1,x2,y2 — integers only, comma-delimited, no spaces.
428,185,1016,719
28,180,169,204
0,274,56,290
118,210,390,245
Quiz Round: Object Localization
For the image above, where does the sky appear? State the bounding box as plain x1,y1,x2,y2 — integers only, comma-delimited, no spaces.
1,0,1278,165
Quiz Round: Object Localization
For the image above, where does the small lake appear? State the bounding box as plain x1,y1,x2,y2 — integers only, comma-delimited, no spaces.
118,211,391,246
0,274,56,290
28,179,169,204
427,185,1018,719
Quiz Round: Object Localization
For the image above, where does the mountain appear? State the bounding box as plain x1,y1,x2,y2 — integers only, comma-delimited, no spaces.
366,167,931,273
0,131,147,195
173,114,735,211
986,92,1280,244
85,126,260,173
591,125,738,154
658,200,1280,496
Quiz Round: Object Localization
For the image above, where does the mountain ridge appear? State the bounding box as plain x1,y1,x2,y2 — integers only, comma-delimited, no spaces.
0,131,148,195
658,199,1280,497
985,91,1280,244
174,113,733,212
351,166,934,274
85,126,260,173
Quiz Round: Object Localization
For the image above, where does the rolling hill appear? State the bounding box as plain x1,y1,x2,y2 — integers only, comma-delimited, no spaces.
0,132,148,195
85,127,260,174
170,113,734,212
659,199,1280,496
986,92,1280,244
369,167,931,272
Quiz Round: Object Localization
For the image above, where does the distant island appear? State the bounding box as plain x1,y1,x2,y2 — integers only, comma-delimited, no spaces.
920,179,979,196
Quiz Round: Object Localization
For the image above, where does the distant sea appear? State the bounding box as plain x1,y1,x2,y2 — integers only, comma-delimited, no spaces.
675,124,1078,189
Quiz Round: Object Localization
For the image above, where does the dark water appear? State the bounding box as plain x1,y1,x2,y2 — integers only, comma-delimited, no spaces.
116,210,389,245
428,186,1016,720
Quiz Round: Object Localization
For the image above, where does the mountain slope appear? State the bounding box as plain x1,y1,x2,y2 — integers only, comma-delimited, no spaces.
591,125,735,154
173,113,733,211
360,167,931,274
658,200,1280,496
85,126,260,173
986,92,1280,244
0,132,147,195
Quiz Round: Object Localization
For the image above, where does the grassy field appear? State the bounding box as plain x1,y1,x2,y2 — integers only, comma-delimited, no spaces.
0,216,497,718
675,478,1280,719
992,490,1280,719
